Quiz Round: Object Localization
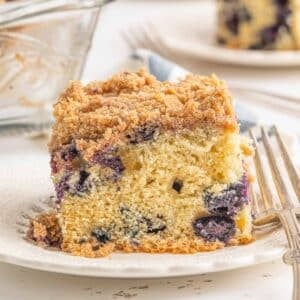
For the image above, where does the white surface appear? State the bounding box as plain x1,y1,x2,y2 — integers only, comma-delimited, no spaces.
0,0,299,299
0,260,293,300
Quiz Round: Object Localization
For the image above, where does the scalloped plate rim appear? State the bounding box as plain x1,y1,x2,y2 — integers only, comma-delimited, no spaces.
0,229,286,278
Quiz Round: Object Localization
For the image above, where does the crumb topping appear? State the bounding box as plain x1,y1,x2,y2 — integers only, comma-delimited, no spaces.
49,70,237,157
27,211,62,248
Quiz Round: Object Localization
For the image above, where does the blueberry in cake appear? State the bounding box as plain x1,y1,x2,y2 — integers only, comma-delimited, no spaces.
217,0,300,50
32,70,253,258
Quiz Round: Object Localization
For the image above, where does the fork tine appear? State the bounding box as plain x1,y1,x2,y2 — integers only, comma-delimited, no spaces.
261,127,294,209
251,187,278,225
274,126,300,200
249,129,275,212
250,186,259,217
250,186,263,226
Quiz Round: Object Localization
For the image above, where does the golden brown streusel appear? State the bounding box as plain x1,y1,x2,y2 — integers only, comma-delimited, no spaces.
49,70,237,158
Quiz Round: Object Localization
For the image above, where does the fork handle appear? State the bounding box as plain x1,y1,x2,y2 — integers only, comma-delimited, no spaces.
280,211,300,300
292,263,300,300
284,251,300,300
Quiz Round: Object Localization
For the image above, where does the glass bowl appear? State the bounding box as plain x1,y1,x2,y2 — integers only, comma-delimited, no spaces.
0,0,113,135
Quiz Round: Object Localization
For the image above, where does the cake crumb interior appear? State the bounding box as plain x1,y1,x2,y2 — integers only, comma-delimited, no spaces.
58,128,252,257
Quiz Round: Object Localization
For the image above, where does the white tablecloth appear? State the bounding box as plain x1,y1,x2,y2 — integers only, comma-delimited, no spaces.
1,0,299,299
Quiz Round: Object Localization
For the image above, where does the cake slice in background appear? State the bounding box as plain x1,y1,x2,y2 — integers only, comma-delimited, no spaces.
38,70,253,258
217,0,300,50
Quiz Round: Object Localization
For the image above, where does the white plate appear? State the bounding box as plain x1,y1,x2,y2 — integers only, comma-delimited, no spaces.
0,148,287,278
151,1,300,67
0,91,297,278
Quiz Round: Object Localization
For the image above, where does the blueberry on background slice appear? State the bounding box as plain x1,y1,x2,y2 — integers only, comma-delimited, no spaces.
217,36,226,45
255,4,291,49
225,11,240,35
260,25,280,47
193,216,235,243
274,0,288,7
224,6,251,35
239,6,252,22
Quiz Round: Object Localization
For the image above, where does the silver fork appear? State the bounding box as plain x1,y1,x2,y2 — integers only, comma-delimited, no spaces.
250,126,300,300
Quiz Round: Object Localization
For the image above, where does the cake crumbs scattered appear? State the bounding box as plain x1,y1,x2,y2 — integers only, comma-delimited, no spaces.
26,211,62,248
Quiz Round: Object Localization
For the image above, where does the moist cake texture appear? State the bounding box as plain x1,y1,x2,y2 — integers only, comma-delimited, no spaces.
217,0,300,50
43,70,253,257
